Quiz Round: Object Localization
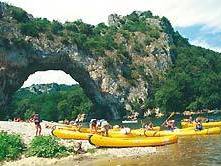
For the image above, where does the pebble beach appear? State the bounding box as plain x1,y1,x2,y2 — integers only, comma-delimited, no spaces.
0,121,156,166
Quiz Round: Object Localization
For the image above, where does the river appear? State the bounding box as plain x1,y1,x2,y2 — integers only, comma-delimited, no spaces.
83,135,221,166
81,113,221,166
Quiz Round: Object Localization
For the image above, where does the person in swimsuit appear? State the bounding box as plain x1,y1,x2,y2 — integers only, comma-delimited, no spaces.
195,120,203,131
99,119,112,136
165,120,176,131
89,119,98,133
33,114,41,136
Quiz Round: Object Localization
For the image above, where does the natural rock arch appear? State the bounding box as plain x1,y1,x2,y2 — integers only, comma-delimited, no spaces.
0,45,122,119
0,3,175,119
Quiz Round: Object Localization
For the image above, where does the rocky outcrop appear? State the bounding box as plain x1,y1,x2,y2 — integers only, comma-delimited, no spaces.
0,3,176,119
0,2,5,18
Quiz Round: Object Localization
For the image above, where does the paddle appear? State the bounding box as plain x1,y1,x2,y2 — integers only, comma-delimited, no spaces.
161,112,175,127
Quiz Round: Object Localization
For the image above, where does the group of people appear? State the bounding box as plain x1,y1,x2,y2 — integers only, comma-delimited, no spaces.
12,114,42,136
141,115,207,132
87,115,208,136
89,119,112,136
186,116,207,130
62,114,87,126
164,116,206,131
22,113,209,138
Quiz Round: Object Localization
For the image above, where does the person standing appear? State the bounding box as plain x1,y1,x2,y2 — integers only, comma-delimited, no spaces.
89,119,98,133
33,113,42,136
99,119,112,136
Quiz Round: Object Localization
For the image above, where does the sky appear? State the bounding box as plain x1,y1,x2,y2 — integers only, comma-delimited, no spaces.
2,0,221,87
22,70,77,87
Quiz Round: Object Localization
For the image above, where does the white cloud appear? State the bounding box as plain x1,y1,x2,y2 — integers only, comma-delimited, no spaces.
191,39,221,53
2,0,221,30
22,70,77,87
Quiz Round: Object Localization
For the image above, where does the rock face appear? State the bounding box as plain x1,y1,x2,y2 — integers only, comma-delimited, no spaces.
0,4,176,119
0,2,5,18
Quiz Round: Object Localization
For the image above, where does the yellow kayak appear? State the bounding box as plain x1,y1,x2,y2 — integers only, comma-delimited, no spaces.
52,129,140,139
56,126,160,133
130,127,195,136
56,126,120,133
144,127,221,137
89,134,178,148
181,121,221,128
56,126,91,133
52,129,92,140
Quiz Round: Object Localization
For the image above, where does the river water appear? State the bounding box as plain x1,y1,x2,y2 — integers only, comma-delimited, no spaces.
85,135,221,166
83,113,221,166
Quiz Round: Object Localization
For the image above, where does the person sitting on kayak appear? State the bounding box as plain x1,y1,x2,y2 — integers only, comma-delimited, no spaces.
143,122,154,130
196,117,209,123
188,116,193,123
195,120,203,131
165,120,176,131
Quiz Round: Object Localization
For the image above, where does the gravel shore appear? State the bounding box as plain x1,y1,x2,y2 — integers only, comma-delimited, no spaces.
0,121,156,166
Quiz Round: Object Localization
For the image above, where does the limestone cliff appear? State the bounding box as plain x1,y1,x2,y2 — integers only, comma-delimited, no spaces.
0,3,182,119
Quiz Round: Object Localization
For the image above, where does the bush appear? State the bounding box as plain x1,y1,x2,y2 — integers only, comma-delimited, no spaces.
27,136,68,158
104,56,115,68
0,132,25,160
10,7,29,23
84,37,106,55
133,42,144,54
20,23,39,37
11,38,32,51
20,18,51,37
51,20,63,34
149,29,160,39
64,22,79,32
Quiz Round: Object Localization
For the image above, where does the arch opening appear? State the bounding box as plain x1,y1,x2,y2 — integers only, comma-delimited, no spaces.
7,70,94,122
22,70,78,88
4,66,120,122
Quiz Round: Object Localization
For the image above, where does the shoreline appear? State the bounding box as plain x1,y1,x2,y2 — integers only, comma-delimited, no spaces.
3,147,157,166
0,121,156,166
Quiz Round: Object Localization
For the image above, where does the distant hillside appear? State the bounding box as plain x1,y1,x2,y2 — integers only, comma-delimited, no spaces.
20,83,74,95
7,84,93,121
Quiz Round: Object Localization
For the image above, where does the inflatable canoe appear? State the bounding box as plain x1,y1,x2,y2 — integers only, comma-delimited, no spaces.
144,127,221,137
52,129,140,139
56,126,91,133
52,129,92,140
181,121,221,128
89,134,178,148
56,126,160,133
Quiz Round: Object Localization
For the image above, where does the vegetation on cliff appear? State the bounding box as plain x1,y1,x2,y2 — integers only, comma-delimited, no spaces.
1,2,221,117
154,46,221,113
0,3,173,119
